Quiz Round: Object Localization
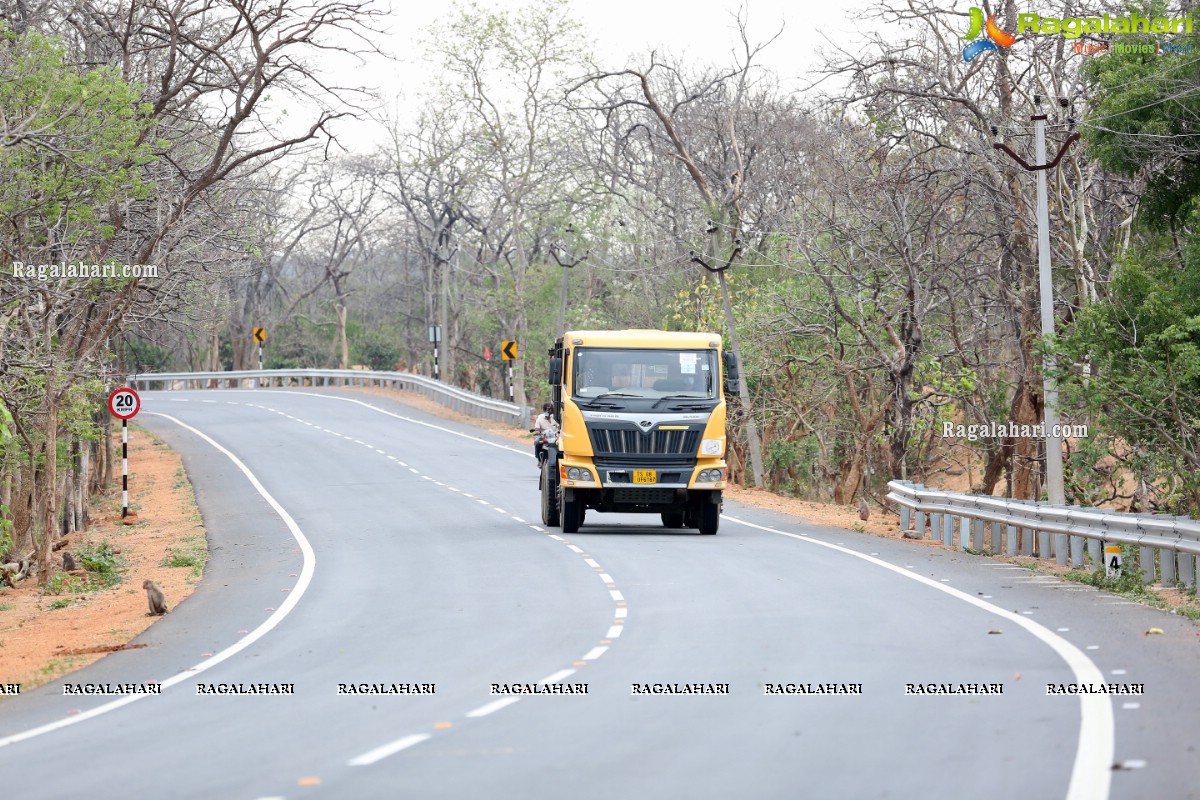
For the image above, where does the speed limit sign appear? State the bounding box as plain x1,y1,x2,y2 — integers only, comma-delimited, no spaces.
107,387,141,420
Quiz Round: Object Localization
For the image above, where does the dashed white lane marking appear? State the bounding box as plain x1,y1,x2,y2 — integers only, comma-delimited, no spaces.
1122,702,1140,710
196,394,630,764
567,545,584,554
348,733,431,766
1111,669,1126,675
1058,628,1070,632
1087,645,1100,650
466,698,520,718
0,412,318,750
539,669,576,685
723,515,1114,800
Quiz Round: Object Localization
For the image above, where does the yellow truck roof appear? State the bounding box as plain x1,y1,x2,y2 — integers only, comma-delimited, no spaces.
563,330,722,349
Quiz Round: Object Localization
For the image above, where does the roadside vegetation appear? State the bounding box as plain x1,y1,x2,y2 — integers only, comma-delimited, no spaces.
2,0,1197,598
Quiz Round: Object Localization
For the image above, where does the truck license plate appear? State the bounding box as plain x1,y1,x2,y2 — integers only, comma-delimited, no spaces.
633,470,656,484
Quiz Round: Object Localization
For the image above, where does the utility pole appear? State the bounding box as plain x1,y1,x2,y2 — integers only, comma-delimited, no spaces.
551,224,587,335
993,97,1080,564
692,220,765,489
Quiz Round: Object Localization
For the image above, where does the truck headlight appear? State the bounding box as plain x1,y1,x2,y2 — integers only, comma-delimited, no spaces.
697,468,725,482
566,467,594,481
700,439,723,455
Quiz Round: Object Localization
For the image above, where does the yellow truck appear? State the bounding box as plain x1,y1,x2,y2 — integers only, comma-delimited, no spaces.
540,330,735,534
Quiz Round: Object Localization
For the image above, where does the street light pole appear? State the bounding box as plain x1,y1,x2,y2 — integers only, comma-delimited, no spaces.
993,98,1080,564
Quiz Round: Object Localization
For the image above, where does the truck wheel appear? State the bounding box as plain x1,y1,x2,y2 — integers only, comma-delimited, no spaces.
697,501,719,535
561,490,583,533
541,464,560,527
661,512,684,528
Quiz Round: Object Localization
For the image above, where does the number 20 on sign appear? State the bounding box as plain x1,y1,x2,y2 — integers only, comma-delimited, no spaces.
107,388,141,519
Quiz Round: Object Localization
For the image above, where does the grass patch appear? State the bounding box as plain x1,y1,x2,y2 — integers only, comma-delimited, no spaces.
163,532,207,578
43,572,85,596
0,602,14,611
75,540,125,589
48,598,75,610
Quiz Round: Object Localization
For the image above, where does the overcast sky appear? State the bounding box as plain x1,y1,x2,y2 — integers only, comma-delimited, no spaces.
319,0,875,153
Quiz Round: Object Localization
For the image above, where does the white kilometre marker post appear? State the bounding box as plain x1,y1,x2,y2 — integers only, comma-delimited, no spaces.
107,387,142,518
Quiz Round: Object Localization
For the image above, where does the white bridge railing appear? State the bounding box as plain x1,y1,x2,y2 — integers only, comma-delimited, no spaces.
128,369,530,427
887,480,1200,587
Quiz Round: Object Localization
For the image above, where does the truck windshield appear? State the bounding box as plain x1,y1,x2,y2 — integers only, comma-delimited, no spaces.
572,348,718,401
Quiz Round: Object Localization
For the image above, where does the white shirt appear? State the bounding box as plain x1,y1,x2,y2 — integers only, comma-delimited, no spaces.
534,412,557,433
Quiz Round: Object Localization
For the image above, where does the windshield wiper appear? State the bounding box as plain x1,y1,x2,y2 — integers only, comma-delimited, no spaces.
651,394,711,409
580,392,641,408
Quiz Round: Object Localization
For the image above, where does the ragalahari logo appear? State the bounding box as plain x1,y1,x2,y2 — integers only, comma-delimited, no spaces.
961,7,1017,61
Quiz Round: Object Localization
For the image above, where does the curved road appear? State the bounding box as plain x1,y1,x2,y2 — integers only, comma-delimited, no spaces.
1,388,1198,799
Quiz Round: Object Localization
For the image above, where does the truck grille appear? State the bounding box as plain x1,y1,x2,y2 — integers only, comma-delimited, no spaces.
589,426,700,456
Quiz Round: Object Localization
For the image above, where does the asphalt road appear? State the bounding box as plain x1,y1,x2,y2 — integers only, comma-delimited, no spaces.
2,388,1198,799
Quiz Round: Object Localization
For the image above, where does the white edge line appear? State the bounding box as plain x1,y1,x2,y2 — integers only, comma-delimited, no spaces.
723,515,1113,800
256,390,532,457
538,669,576,685
348,733,431,766
0,412,317,750
466,697,520,718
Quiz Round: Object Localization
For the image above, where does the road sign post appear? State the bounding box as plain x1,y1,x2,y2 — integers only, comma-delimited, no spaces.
501,340,517,403
253,328,266,388
107,388,141,519
429,326,442,381
1105,545,1122,579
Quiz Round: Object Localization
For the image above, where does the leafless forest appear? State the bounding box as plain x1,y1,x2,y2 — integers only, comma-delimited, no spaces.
3,0,1197,583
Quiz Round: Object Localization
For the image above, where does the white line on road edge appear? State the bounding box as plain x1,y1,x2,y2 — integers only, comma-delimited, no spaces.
539,669,576,684
466,697,520,718
257,390,532,457
0,413,318,750
724,515,1113,800
348,733,431,766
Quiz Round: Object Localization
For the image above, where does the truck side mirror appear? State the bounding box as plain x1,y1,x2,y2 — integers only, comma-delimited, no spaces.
722,351,740,396
548,356,562,385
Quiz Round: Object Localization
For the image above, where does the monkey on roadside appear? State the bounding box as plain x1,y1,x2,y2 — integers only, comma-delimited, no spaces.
143,580,168,616
858,496,871,522
62,551,77,571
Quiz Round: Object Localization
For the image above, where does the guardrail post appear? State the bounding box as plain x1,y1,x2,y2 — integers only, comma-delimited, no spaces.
913,509,925,538
942,514,953,546
1055,522,1069,565
1087,538,1101,569
1067,506,1086,567
900,505,911,532
1161,548,1177,587
1179,552,1196,589
929,511,940,541
958,514,970,549
1038,529,1051,561
1020,526,1033,556
1006,524,1017,556
989,520,1001,554
1139,546,1156,583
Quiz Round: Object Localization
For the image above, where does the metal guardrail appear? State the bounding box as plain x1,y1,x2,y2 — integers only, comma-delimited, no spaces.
128,369,530,427
887,480,1200,588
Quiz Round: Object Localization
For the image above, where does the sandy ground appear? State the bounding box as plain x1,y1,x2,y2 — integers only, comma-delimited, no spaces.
0,426,204,692
2,383,1194,694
